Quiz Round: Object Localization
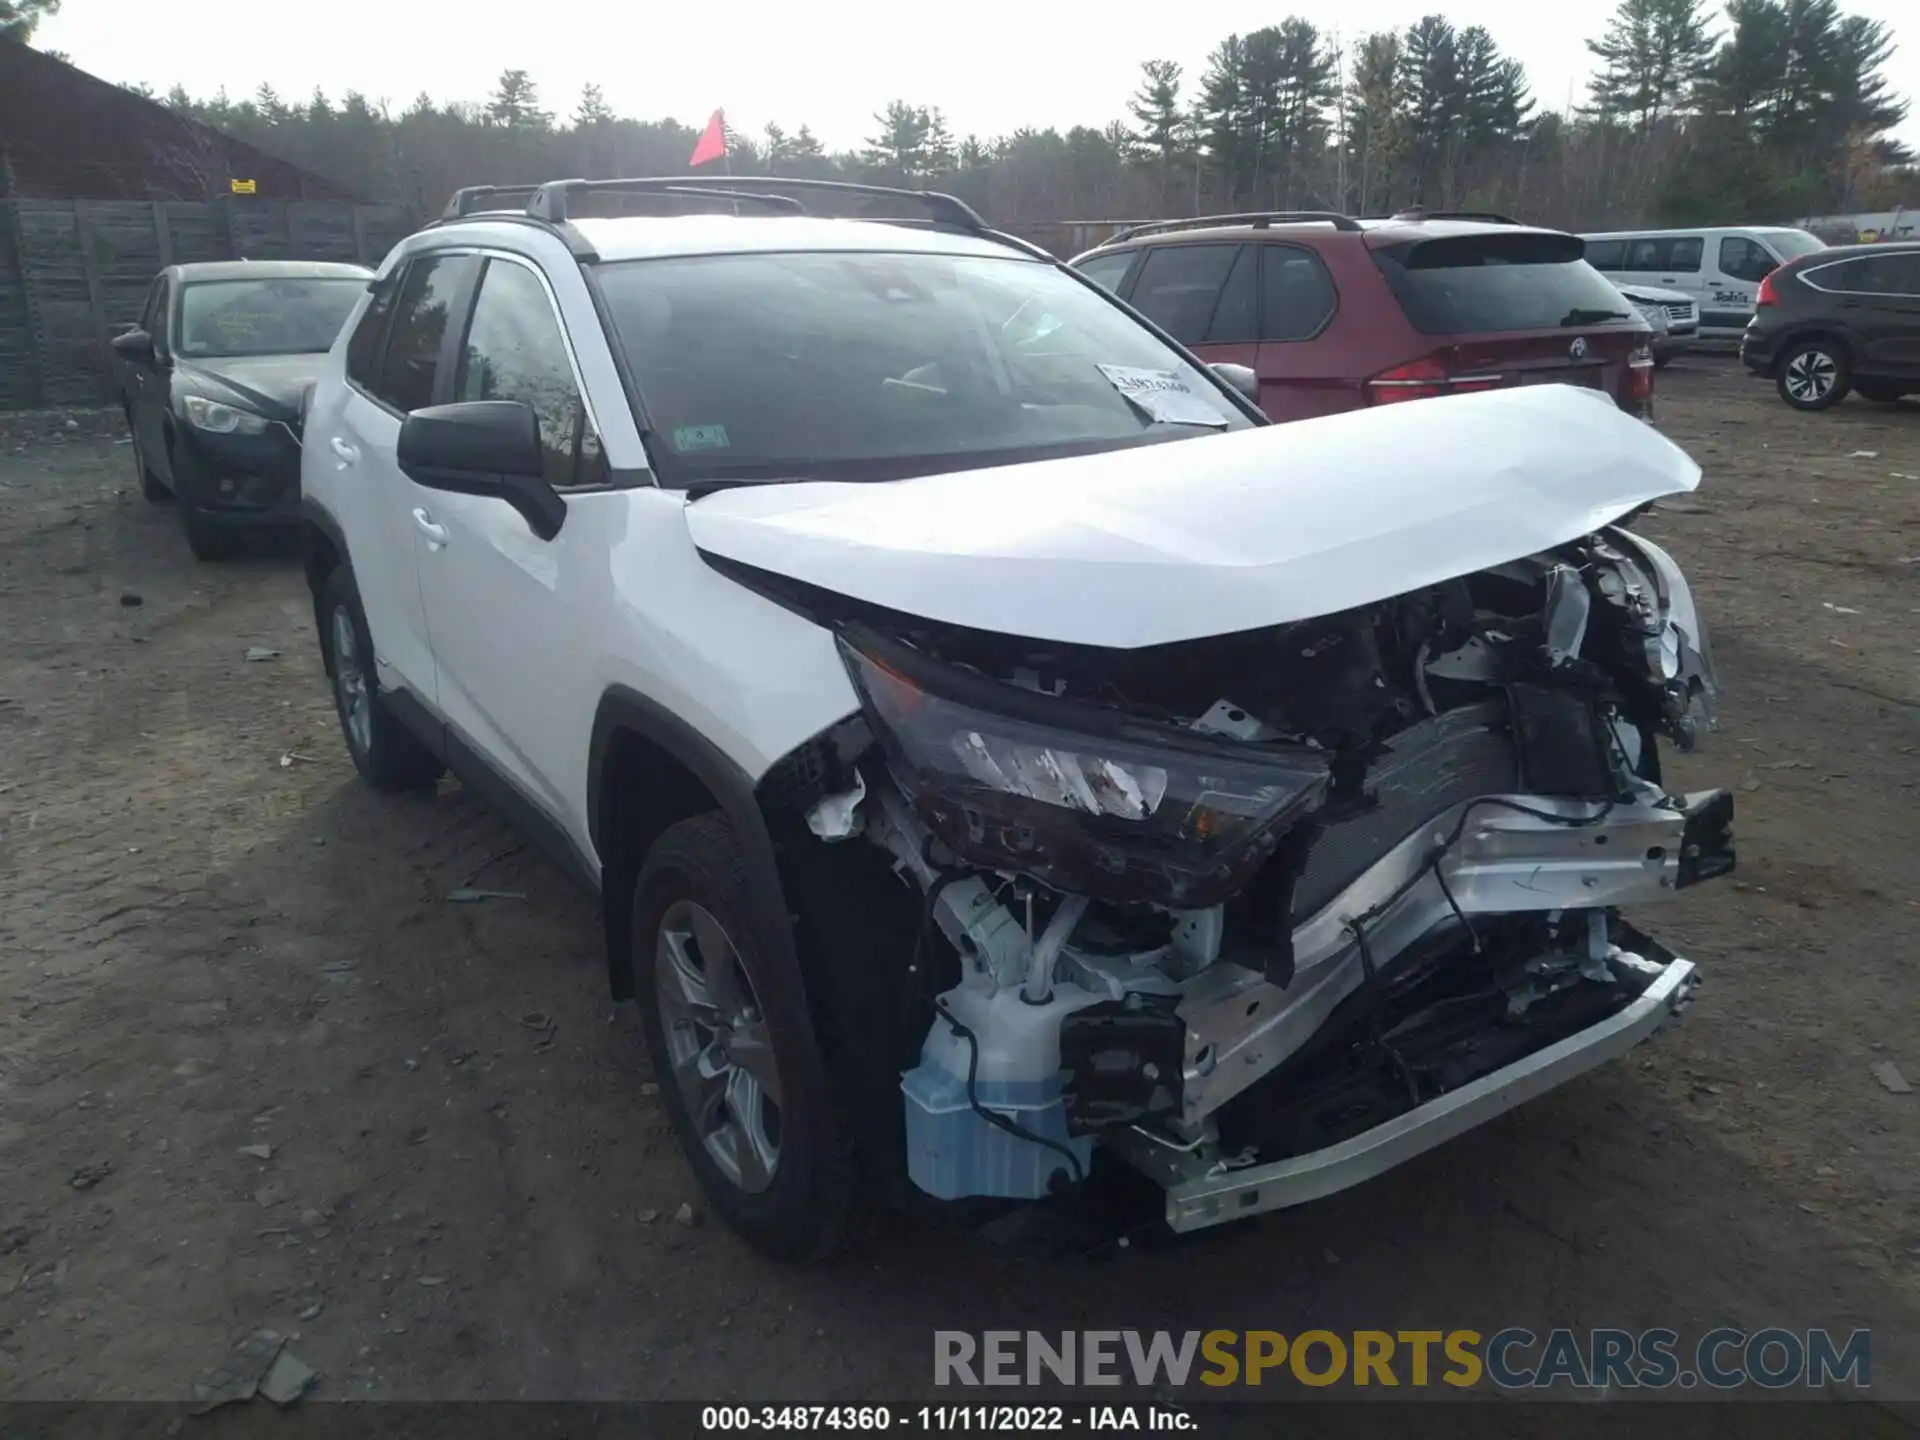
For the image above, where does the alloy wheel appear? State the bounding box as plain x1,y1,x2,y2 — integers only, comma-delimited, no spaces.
655,899,783,1194
1783,349,1838,404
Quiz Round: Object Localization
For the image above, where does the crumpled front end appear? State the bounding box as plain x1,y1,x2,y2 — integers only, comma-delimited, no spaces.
772,522,1731,1228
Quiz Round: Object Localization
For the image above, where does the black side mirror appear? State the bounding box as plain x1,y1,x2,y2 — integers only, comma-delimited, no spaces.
397,401,565,541
1209,362,1261,408
112,328,156,365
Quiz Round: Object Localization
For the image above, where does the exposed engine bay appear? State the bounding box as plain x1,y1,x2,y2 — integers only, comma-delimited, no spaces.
768,523,1732,1231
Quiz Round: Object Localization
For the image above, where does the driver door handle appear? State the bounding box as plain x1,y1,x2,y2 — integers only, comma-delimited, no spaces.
412,508,449,548
328,436,359,465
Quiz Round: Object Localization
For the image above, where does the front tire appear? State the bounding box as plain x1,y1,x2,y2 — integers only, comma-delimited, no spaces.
126,410,170,503
1777,339,1851,411
316,566,444,791
633,814,859,1261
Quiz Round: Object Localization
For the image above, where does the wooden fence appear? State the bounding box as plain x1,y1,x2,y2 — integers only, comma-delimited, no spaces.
0,198,413,411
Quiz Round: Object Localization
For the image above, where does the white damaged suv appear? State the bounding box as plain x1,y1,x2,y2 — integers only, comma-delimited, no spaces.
301,176,1733,1260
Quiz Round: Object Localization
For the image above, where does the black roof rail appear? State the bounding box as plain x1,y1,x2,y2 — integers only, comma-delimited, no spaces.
522,174,989,230
442,183,546,220
1108,211,1362,243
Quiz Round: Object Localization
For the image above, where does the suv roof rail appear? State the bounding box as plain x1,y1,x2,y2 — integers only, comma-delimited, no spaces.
1108,211,1362,243
431,175,1045,265
517,174,989,230
442,183,547,220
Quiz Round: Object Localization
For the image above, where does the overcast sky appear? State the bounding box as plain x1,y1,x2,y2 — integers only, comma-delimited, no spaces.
39,0,1919,151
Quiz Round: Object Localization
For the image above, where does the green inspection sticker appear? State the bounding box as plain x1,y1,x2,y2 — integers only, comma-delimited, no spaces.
672,424,731,451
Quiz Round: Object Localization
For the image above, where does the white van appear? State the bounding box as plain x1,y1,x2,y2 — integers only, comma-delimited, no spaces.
1581,226,1826,341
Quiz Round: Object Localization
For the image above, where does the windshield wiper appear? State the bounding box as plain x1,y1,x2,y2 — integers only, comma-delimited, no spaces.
1559,307,1631,326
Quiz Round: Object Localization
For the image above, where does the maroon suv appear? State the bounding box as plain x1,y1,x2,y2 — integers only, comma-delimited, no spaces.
1070,210,1656,423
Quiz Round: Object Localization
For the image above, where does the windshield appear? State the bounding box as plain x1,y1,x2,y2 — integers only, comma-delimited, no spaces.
175,278,366,358
1763,229,1826,260
1372,232,1641,335
593,250,1253,485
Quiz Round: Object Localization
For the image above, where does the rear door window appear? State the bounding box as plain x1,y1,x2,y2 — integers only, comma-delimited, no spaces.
1810,254,1920,295
370,253,480,413
1622,237,1703,272
1372,231,1637,335
1128,244,1240,344
1259,245,1337,340
1075,250,1137,295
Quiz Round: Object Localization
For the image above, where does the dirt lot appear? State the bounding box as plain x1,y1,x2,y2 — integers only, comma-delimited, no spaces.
1,358,1917,1409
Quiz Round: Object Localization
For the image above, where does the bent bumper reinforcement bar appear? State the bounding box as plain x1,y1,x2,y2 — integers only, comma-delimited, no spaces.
1116,954,1699,1233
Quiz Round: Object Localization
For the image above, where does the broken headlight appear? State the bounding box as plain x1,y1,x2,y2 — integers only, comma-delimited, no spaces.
838,628,1330,906
1603,528,1719,747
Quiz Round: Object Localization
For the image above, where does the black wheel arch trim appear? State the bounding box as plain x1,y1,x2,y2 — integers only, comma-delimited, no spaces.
588,685,819,1024
302,497,351,579
1774,327,1857,366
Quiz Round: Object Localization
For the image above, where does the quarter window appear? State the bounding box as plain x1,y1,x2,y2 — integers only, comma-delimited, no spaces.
1128,244,1240,344
371,253,480,413
1259,245,1337,341
1075,251,1136,295
456,259,605,490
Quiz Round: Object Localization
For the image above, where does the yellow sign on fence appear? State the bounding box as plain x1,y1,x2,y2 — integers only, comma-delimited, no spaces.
229,178,257,195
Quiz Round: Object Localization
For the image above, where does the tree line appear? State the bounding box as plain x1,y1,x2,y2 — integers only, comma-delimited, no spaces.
13,0,1915,236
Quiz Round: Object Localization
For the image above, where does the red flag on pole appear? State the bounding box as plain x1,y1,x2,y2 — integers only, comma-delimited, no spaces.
689,110,727,167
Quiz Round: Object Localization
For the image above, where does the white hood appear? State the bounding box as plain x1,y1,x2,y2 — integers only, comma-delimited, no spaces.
686,384,1702,650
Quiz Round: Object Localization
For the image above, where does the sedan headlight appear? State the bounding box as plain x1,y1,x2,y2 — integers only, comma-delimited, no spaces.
182,394,270,435
838,628,1330,906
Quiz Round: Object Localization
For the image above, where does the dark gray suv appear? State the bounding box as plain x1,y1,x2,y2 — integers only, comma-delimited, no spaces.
1740,241,1920,410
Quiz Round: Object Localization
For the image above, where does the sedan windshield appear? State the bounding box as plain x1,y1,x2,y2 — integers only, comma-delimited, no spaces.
594,250,1254,485
176,278,366,358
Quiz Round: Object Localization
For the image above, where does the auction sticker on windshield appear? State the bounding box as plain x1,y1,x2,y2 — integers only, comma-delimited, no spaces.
1096,365,1230,428
673,424,732,451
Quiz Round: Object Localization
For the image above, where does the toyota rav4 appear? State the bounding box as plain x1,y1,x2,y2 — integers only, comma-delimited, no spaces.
300,176,1733,1261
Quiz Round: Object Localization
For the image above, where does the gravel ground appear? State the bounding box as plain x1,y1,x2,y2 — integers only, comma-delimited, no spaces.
0,360,1916,1411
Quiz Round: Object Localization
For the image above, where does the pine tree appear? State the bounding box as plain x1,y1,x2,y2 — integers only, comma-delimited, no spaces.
864,100,932,179
486,70,550,131
1345,32,1405,214
1127,60,1188,168
1586,0,1717,130
572,83,614,129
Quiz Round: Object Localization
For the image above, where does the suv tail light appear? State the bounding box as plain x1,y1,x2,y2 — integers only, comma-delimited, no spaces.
1755,270,1781,308
1626,342,1655,403
1364,356,1505,405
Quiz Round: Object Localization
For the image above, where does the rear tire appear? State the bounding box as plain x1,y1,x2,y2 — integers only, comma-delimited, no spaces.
316,566,444,792
1854,381,1901,404
1776,339,1850,411
632,814,859,1262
